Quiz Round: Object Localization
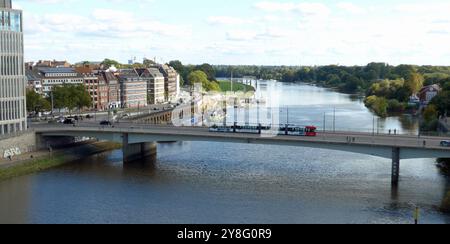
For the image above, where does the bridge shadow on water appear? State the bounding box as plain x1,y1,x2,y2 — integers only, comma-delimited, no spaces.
122,155,158,175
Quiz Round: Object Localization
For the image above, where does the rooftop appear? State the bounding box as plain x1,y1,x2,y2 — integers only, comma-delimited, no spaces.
38,67,77,74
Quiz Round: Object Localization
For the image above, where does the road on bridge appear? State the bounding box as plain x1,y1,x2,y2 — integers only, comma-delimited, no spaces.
31,121,450,152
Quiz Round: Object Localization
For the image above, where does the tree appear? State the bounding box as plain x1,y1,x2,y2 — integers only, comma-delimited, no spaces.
169,60,184,73
341,74,363,93
101,59,121,69
187,70,220,92
26,90,50,114
188,70,209,86
143,58,156,67
423,105,438,123
405,72,424,95
72,84,92,111
430,91,450,116
52,85,70,111
196,63,216,81
365,95,388,117
52,84,92,113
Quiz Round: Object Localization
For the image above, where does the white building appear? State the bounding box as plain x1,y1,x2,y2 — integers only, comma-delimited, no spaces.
37,68,84,95
0,0,27,135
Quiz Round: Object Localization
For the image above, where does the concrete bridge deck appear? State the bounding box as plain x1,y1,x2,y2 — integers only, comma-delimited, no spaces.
32,123,450,186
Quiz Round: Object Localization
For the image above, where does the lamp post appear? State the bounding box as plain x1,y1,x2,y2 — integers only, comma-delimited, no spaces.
287,106,290,126
373,116,375,136
333,107,336,133
50,90,54,115
138,101,140,115
377,118,380,134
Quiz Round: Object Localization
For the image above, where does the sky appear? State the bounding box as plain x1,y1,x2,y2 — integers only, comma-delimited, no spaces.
12,0,450,66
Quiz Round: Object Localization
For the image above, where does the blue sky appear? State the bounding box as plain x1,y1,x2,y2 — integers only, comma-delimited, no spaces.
13,0,450,65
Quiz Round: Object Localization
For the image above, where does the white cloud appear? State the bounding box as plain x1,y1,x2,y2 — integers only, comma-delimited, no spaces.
336,2,367,14
207,16,253,25
254,1,331,17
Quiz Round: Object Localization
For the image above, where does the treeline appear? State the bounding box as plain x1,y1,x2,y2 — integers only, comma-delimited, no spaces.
27,85,92,114
213,63,450,94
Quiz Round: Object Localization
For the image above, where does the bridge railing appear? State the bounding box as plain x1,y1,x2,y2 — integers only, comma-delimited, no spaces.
38,121,450,140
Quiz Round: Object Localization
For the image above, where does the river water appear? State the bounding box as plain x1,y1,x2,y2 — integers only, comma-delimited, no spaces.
1,81,449,224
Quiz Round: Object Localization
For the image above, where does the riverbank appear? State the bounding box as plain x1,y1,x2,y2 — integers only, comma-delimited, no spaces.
217,80,255,92
0,141,122,181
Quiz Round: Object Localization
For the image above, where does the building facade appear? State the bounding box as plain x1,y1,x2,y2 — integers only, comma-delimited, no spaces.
419,84,441,105
136,68,165,105
25,69,42,94
101,71,121,109
0,0,27,135
37,67,84,95
75,67,108,111
118,69,147,109
154,64,178,102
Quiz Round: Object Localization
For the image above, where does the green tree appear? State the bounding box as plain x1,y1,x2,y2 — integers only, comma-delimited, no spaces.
52,85,70,111
341,74,363,93
143,58,157,67
101,59,121,69
365,95,388,117
423,105,438,123
52,84,92,113
196,63,216,81
187,70,220,92
169,60,184,73
405,72,424,95
72,84,92,111
26,90,50,114
430,91,450,116
188,70,209,86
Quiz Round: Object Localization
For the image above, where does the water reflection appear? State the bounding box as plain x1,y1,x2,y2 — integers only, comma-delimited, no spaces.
0,177,31,224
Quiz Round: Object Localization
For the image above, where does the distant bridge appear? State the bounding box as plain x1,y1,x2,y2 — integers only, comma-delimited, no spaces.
34,123,450,186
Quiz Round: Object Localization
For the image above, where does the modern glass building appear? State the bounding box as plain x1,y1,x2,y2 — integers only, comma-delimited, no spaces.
0,0,27,135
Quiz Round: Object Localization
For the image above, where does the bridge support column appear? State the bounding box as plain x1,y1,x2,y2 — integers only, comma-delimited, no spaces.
122,133,157,163
392,147,400,186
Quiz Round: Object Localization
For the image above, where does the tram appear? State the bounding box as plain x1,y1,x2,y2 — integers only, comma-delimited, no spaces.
209,124,317,137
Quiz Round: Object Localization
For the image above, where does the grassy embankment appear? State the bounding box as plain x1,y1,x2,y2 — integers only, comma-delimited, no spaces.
217,80,256,92
0,141,121,181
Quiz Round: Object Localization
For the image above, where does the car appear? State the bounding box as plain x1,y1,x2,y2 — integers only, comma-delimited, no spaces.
100,120,112,126
63,119,75,125
440,140,450,147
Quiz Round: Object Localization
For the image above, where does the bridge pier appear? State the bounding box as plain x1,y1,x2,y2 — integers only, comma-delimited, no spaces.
392,147,400,186
122,133,157,163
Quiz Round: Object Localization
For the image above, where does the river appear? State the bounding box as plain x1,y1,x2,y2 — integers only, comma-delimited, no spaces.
1,81,449,224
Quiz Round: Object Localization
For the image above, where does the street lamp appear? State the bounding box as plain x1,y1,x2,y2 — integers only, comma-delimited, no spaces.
373,116,375,136
287,106,290,125
333,107,336,133
281,106,290,126
50,90,54,115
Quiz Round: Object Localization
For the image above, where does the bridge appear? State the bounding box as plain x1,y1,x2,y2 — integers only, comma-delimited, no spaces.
33,123,450,186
